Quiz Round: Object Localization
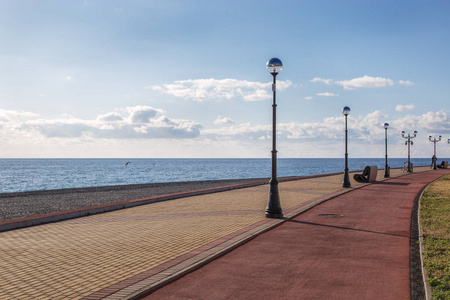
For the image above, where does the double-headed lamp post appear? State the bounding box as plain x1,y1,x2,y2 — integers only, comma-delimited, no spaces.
428,135,442,170
401,130,417,173
265,58,283,219
342,106,351,188
384,123,390,178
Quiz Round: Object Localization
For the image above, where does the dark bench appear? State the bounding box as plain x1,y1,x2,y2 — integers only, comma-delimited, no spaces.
437,161,448,169
353,165,378,183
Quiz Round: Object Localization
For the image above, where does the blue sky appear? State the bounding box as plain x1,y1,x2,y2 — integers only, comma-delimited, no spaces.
1,0,449,158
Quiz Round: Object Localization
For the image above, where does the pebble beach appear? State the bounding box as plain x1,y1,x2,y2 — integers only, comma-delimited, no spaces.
0,178,268,221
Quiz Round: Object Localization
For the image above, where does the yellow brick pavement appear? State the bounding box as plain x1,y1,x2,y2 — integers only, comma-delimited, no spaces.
0,167,429,299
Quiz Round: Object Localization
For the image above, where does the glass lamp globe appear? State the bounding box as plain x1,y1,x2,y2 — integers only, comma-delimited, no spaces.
384,123,389,129
342,106,351,116
266,58,283,74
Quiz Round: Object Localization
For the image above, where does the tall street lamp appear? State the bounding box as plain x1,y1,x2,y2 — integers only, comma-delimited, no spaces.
265,58,283,219
401,130,417,173
428,135,442,170
384,123,390,178
342,106,351,188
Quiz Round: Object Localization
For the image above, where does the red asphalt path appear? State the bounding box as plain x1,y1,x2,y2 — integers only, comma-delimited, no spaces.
142,170,449,300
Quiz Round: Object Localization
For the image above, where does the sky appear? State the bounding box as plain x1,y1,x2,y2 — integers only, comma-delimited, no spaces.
1,0,450,158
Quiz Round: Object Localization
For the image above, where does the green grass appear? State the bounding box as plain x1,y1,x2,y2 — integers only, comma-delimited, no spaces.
420,174,450,299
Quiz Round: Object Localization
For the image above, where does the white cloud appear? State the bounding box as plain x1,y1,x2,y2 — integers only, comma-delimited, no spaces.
203,110,450,152
96,112,123,122
191,110,450,158
214,116,234,125
310,78,332,85
242,89,271,101
0,109,39,119
398,80,414,86
3,104,450,158
126,106,165,124
335,75,394,89
11,106,202,140
310,75,396,91
392,110,450,133
304,96,313,100
316,92,338,97
22,119,94,138
203,114,347,141
395,104,415,111
151,78,293,102
203,123,270,141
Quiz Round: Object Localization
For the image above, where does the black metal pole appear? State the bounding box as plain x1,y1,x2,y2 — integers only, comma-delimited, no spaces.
384,128,389,178
265,73,283,218
342,114,351,188
433,140,437,170
407,135,411,173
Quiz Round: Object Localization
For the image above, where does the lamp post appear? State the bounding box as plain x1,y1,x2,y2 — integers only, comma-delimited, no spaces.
342,106,351,188
428,135,442,170
265,58,283,219
384,123,390,178
401,130,417,173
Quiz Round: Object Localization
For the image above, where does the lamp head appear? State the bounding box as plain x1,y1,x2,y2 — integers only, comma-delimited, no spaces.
384,123,389,129
413,130,418,137
342,106,351,116
266,58,283,75
401,131,406,137
429,135,432,141
438,135,442,141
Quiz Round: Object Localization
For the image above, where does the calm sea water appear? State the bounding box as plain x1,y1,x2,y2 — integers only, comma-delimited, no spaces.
0,158,444,193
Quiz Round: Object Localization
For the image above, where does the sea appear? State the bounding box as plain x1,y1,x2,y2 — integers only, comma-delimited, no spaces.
0,158,445,194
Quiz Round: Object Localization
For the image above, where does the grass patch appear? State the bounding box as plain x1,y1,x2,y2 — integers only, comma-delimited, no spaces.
420,174,450,299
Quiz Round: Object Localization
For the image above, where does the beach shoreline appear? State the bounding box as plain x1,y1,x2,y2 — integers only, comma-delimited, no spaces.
0,166,426,232
0,177,272,221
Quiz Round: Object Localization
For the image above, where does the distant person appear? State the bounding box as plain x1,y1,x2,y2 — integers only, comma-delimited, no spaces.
431,155,437,168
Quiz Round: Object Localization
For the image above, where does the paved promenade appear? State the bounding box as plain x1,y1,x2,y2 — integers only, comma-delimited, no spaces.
0,167,447,299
